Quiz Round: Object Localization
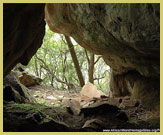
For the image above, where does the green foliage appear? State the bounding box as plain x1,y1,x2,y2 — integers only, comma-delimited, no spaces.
22,25,110,93
36,98,46,104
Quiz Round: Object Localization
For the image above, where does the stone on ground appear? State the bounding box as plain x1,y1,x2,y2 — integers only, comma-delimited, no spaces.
80,82,105,98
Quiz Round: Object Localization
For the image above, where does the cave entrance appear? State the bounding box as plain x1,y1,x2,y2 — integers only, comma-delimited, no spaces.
13,24,111,107
4,3,160,131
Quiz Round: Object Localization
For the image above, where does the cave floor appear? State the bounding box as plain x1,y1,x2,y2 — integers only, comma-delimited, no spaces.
4,85,160,132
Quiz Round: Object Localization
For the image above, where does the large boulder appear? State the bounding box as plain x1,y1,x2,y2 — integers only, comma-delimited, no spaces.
4,102,72,132
3,72,36,103
12,70,43,87
3,4,46,76
80,82,105,98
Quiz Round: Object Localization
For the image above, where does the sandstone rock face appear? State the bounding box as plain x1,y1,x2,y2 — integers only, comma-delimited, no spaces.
3,72,36,103
45,3,160,77
131,75,160,110
45,3,160,110
3,4,46,76
109,70,160,110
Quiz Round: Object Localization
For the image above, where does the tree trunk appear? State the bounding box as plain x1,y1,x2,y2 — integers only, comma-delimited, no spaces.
64,35,85,87
34,55,39,77
88,53,94,83
51,77,54,88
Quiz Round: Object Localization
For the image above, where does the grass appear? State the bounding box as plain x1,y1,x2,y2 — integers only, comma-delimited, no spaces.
36,98,46,104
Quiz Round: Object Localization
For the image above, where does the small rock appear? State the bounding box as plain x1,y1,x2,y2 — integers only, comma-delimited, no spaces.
82,119,105,130
62,99,81,115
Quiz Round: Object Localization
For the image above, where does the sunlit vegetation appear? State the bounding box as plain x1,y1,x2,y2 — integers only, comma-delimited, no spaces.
22,25,110,94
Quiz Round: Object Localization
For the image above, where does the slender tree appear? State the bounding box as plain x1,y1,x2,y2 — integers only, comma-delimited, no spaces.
34,55,39,77
88,52,94,83
64,35,85,87
85,49,102,84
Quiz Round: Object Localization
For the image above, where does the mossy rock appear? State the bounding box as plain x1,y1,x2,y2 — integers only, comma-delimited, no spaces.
19,72,42,87
146,117,160,129
3,73,36,103
4,102,71,132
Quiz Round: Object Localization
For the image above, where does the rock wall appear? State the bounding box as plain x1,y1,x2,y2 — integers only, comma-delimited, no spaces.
3,72,36,103
45,3,160,77
3,4,46,76
45,4,160,110
109,70,160,110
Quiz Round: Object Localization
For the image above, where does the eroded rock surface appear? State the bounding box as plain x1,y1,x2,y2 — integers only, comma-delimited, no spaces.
3,4,46,76
109,70,160,110
45,3,160,77
45,3,160,110
3,72,36,103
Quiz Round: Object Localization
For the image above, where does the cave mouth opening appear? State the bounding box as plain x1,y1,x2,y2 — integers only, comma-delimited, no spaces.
12,24,111,107
4,23,115,132
3,3,160,132
6,23,159,132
